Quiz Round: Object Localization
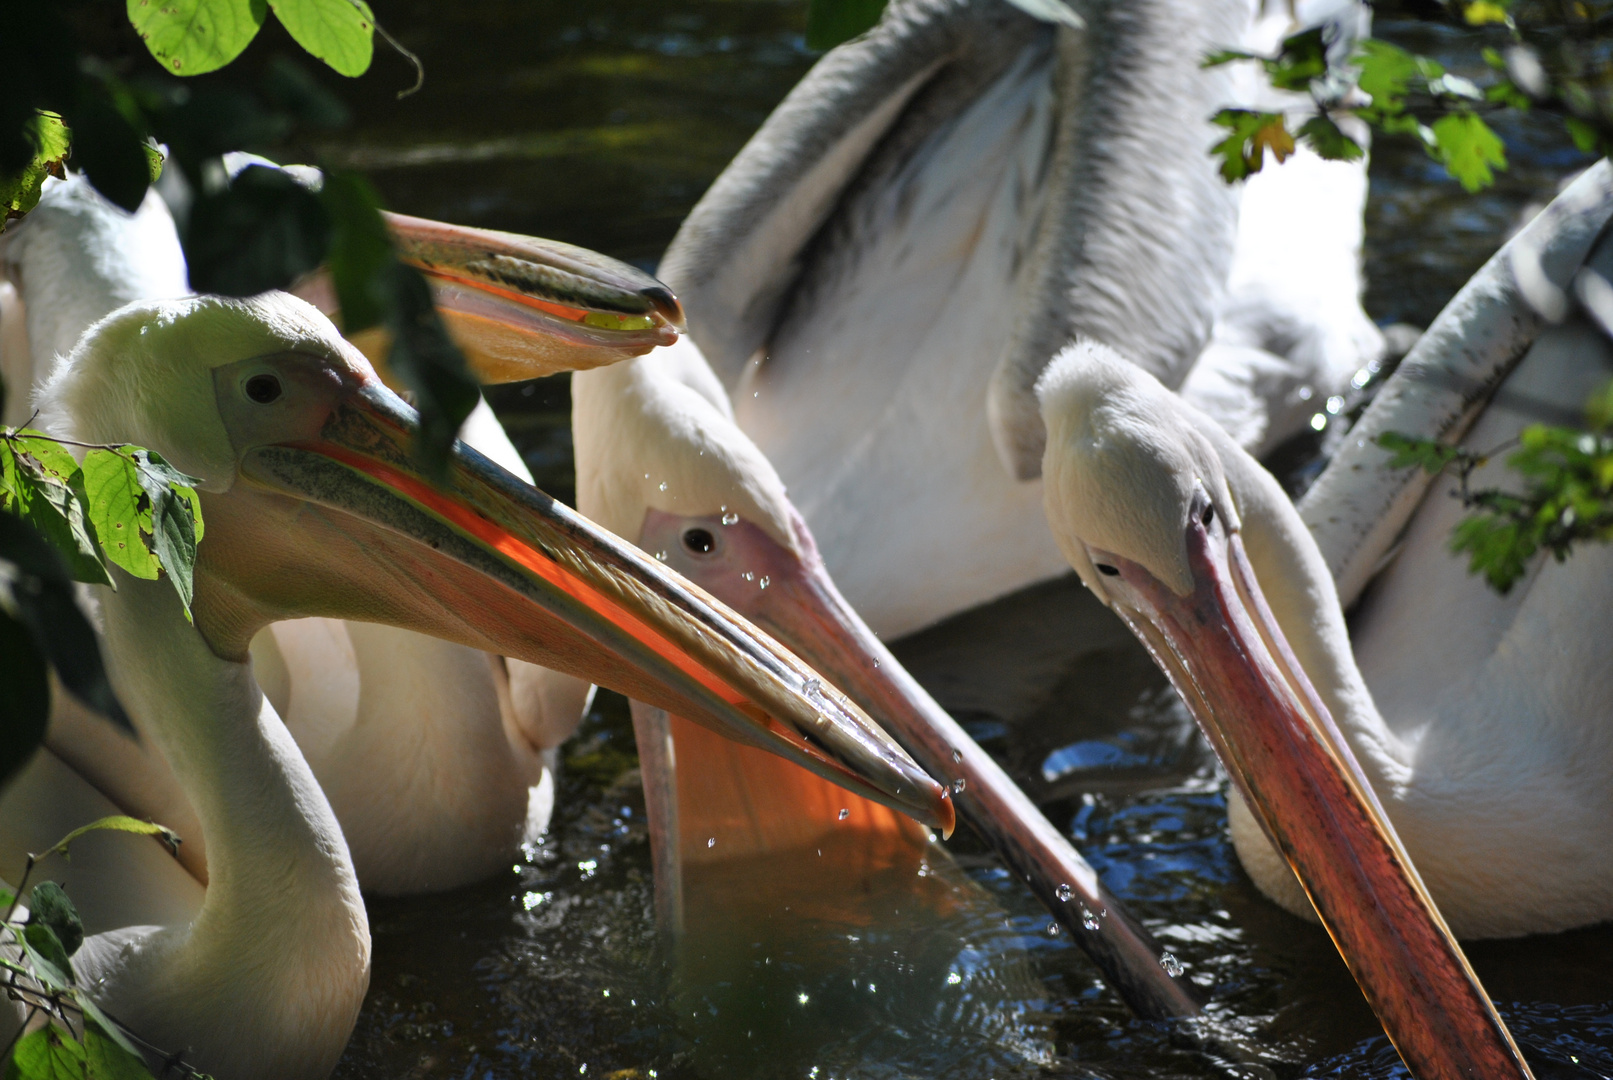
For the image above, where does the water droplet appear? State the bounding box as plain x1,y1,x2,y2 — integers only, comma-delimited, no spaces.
707,837,716,848
721,511,739,525
946,971,962,986
838,808,849,820
658,481,668,492
1081,905,1100,930
804,678,823,698
872,658,879,668
1046,921,1061,936
655,550,668,562
1056,883,1072,902
753,391,760,398
643,473,650,479
951,748,962,762
1160,952,1183,977
759,576,770,589
742,571,755,581
952,777,966,793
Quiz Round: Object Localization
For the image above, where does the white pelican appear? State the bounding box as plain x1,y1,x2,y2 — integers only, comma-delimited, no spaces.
0,173,682,893
0,292,950,1078
656,0,1382,639
571,337,1198,1015
1026,162,1613,1078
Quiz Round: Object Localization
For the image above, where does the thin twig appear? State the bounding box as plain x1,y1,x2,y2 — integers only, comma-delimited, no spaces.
373,19,425,99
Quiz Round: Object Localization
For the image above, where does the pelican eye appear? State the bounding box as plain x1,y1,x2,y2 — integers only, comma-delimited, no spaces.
1095,563,1121,577
1201,504,1214,527
681,527,716,556
245,374,283,404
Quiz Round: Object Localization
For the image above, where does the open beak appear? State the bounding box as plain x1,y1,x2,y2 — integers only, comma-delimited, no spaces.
658,511,1201,1018
230,380,949,834
1086,488,1532,1080
292,214,683,384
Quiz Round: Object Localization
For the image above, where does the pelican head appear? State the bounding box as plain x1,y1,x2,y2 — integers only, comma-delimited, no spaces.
1036,340,1530,1080
41,293,953,833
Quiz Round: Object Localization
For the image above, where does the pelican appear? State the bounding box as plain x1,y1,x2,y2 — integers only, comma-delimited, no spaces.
0,172,682,893
1025,165,1613,1079
656,0,1382,640
0,292,950,1078
571,336,1197,1015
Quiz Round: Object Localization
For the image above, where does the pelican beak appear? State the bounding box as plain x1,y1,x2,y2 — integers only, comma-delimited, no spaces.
1085,489,1531,1080
293,214,683,384
224,377,949,833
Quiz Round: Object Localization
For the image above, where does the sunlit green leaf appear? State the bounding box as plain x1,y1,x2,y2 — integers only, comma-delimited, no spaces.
1431,111,1507,191
127,0,269,76
82,448,161,582
84,1017,155,1078
1,438,112,588
1464,0,1511,25
38,816,182,861
0,113,70,225
5,1025,86,1080
269,0,375,77
1375,431,1466,472
28,883,82,957
1210,110,1293,182
1354,39,1421,117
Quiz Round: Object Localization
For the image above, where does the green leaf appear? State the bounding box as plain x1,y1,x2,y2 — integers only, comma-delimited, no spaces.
82,449,161,582
805,0,888,50
5,1025,86,1080
1354,39,1421,118
21,922,74,990
184,163,331,297
1375,431,1466,472
127,0,269,76
1,438,112,588
269,0,375,77
0,608,49,789
1265,27,1328,92
83,1017,155,1078
1565,116,1600,154
383,263,480,477
0,511,129,733
69,92,151,214
28,883,82,956
1432,111,1507,192
1,113,70,225
81,446,204,617
1464,0,1511,25
38,816,182,861
320,171,393,334
1210,110,1293,182
1297,115,1364,162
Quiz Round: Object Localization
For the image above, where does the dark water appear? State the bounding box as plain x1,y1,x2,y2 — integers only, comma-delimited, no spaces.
317,4,1613,1079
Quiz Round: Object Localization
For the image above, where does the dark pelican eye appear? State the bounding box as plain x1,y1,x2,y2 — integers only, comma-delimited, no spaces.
245,374,283,404
1201,504,1215,527
681,527,716,555
1095,563,1121,577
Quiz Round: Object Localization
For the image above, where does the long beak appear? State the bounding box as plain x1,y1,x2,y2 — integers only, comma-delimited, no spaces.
293,214,684,384
234,383,950,833
716,514,1201,1018
1089,491,1532,1080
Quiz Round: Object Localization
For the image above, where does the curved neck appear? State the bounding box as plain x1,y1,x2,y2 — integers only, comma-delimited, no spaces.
97,573,367,985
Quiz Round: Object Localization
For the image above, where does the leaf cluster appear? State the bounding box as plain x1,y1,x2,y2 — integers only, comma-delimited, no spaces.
0,0,476,477
0,427,205,784
1377,388,1613,592
0,819,204,1080
1205,18,1521,193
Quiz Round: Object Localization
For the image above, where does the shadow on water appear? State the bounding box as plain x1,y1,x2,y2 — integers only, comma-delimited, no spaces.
315,1,1613,1077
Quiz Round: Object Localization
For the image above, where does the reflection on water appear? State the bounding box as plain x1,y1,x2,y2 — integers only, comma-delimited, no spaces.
322,2,1612,1078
